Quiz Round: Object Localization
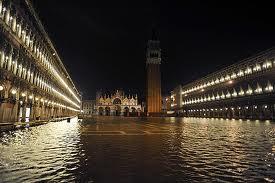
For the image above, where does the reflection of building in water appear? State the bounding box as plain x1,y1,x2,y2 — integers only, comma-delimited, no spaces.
162,96,172,114
82,100,96,115
96,90,143,116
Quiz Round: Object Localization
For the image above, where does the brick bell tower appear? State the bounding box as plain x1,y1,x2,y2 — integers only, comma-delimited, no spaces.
146,29,162,116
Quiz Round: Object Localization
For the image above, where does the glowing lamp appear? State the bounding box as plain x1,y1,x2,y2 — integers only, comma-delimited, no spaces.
11,90,16,94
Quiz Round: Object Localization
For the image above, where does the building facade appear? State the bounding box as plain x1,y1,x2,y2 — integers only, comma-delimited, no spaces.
82,100,96,115
0,0,81,123
171,48,275,120
146,31,162,116
96,90,142,116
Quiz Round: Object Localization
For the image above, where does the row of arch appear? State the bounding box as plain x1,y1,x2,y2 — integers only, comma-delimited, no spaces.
183,81,273,105
0,79,77,123
98,106,141,116
182,57,274,95
0,0,80,108
183,104,275,120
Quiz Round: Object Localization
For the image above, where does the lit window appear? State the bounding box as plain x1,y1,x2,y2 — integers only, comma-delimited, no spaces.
245,67,252,75
226,91,231,98
265,81,273,92
237,70,244,77
262,61,272,69
253,64,261,72
207,95,211,101
238,87,245,96
216,92,220,100
221,91,225,99
211,80,215,85
211,94,215,101
225,75,231,81
246,85,253,95
220,76,225,82
232,89,237,97
231,72,237,79
215,78,220,84
255,83,262,94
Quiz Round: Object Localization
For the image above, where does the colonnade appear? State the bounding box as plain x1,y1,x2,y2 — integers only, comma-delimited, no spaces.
183,104,275,120
0,0,81,124
0,79,75,123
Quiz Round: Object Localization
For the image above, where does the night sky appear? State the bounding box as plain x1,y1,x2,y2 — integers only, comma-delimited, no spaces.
32,1,275,100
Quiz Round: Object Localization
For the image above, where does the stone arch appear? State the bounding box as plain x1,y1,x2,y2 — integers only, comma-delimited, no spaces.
124,107,129,116
105,106,110,116
98,107,104,116
131,107,136,113
0,82,6,101
115,105,121,116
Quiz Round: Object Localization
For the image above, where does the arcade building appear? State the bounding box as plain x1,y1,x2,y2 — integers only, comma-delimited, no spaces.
171,48,275,120
0,0,81,123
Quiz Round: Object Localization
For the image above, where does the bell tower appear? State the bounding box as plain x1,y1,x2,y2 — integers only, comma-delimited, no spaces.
146,29,162,116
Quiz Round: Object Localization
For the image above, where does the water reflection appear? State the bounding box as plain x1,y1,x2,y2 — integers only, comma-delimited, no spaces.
0,117,274,182
0,117,86,182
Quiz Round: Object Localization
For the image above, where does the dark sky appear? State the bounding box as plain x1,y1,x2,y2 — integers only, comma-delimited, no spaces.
32,1,275,100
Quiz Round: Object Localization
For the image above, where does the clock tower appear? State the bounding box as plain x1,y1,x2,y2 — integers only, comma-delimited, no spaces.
146,29,162,116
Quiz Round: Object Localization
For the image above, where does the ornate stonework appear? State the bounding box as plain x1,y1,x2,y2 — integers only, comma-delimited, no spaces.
96,90,142,116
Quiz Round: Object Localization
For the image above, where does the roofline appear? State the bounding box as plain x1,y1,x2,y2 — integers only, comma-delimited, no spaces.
24,0,81,97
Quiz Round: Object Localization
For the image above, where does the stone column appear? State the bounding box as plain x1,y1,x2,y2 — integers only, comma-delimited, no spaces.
21,103,26,122
41,103,45,120
10,100,19,122
50,106,54,119
44,105,48,120
0,100,13,122
30,102,36,122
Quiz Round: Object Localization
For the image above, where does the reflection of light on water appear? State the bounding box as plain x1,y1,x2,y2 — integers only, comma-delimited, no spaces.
264,178,274,183
170,117,175,123
0,117,83,182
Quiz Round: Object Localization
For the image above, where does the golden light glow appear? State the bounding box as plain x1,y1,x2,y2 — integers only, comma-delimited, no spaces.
11,89,16,94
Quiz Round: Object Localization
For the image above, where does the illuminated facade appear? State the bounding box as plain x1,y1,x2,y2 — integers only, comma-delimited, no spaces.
82,100,96,115
0,0,81,123
146,32,162,116
171,48,275,120
96,90,142,116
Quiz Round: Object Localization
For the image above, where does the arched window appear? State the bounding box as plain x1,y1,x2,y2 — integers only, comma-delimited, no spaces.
238,86,244,96
265,81,273,92
113,98,121,105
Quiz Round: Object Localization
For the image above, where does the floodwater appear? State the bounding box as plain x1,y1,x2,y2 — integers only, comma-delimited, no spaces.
0,117,275,182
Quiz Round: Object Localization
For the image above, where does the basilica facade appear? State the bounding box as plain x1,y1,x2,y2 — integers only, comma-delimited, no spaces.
96,90,143,116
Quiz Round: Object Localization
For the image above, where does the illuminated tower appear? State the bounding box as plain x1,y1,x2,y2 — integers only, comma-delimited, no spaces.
146,30,162,116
